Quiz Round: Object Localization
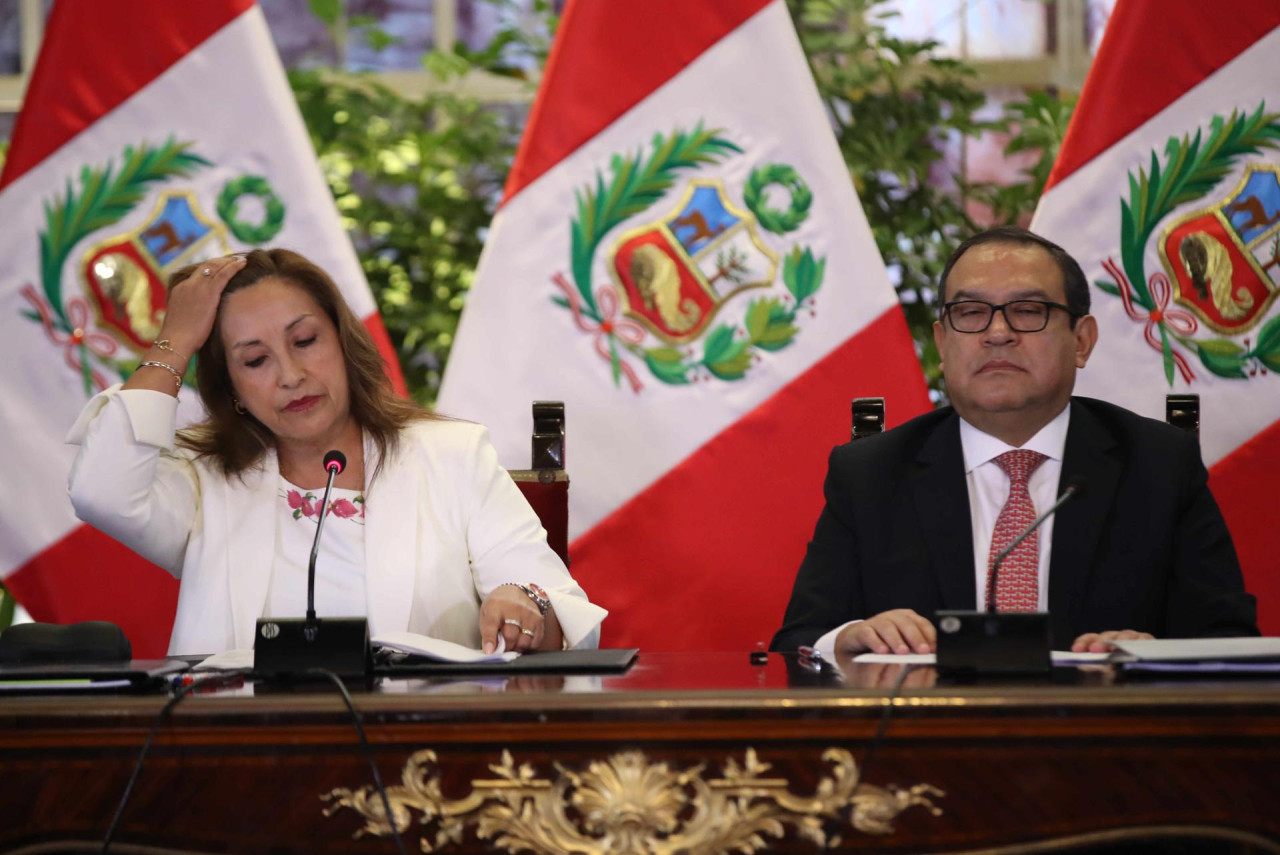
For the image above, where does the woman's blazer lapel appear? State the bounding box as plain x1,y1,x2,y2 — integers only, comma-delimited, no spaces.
362,432,419,637
224,448,281,650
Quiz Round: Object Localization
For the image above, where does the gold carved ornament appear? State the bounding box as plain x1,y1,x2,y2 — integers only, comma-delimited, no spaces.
322,747,943,854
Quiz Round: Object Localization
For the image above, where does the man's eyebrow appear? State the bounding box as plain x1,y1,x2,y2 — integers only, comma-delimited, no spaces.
231,313,313,349
949,288,1054,301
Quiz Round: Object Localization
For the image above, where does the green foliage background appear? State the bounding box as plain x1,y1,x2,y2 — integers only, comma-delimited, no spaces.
293,0,1073,405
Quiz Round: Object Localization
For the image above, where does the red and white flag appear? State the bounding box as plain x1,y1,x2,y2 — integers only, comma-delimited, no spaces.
438,0,930,650
1031,0,1280,633
0,1,403,656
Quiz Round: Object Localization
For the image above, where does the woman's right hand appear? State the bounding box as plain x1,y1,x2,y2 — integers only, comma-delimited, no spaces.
123,254,248,396
157,254,248,357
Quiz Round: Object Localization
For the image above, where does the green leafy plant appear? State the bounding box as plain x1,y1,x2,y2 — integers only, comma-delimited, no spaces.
790,0,1072,396
291,68,523,404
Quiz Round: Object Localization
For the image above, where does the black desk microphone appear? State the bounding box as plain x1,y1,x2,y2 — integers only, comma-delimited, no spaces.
254,449,371,680
937,478,1088,678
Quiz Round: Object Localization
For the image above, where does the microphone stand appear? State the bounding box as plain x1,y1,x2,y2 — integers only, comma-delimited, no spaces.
304,460,341,638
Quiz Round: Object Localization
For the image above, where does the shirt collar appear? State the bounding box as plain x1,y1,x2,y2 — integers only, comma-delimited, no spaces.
959,403,1071,474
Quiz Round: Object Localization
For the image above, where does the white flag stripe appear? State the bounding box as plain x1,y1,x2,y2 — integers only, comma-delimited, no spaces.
441,2,895,537
0,7,371,576
1032,24,1280,467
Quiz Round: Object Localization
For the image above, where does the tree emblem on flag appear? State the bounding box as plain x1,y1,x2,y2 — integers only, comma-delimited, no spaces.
19,138,287,396
1099,104,1280,384
552,125,825,392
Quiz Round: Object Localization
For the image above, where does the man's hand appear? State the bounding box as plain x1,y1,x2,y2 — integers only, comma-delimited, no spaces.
1071,629,1154,653
835,609,936,656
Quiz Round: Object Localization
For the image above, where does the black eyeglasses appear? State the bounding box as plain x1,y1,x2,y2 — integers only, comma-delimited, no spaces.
942,300,1074,333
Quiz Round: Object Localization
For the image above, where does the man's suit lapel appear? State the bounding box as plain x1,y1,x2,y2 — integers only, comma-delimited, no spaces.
1048,400,1122,645
910,412,977,610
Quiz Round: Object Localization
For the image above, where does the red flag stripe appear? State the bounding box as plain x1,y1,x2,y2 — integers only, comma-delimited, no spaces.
569,307,931,651
1045,0,1280,193
1210,425,1280,636
0,0,254,191
5,526,178,658
361,312,408,397
502,0,772,205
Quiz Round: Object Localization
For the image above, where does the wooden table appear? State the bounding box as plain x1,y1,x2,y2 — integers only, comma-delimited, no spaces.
1,652,1278,854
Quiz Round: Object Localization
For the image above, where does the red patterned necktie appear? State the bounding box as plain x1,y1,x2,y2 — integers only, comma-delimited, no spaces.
987,449,1048,612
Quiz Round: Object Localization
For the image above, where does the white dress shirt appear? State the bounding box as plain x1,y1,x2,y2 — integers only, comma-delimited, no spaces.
813,405,1071,659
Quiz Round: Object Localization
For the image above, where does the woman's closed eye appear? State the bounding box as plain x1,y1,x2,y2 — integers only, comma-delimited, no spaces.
244,354,266,368
295,335,317,348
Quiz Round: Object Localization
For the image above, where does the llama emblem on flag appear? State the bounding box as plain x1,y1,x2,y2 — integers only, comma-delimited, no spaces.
611,180,779,344
20,139,286,395
1096,104,1280,384
552,124,826,392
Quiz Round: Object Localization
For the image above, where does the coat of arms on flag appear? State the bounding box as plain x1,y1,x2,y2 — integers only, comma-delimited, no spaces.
19,138,287,397
1096,104,1280,385
551,124,825,392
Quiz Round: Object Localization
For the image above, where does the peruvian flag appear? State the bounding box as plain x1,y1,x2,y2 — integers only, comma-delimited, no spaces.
0,1,403,656
438,0,930,650
1031,1,1280,634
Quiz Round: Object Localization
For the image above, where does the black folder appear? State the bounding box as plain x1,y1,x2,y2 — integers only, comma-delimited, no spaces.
374,647,638,676
0,659,189,692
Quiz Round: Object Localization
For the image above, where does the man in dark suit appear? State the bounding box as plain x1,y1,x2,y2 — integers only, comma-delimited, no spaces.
772,227,1257,657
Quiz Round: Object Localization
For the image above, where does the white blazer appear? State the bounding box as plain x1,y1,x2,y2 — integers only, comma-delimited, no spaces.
66,387,606,655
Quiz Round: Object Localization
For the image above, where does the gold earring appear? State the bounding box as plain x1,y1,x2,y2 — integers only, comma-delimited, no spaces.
233,398,247,415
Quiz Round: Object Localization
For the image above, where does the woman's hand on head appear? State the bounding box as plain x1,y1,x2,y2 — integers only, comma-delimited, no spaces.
159,254,248,357
479,585,546,654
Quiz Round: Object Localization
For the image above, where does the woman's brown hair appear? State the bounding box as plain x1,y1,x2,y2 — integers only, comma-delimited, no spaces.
173,248,433,480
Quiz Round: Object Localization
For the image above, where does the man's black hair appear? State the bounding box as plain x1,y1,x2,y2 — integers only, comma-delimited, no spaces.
938,226,1090,326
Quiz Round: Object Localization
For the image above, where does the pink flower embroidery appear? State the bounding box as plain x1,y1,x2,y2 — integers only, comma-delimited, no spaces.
281,488,365,523
330,498,359,519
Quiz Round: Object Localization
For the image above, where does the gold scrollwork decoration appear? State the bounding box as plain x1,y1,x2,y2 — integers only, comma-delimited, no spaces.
322,746,944,854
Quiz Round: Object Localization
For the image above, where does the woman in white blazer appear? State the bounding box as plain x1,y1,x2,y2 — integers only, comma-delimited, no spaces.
67,249,605,656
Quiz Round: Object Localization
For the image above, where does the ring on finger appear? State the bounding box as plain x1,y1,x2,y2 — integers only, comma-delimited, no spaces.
520,628,535,638
502,618,522,629
201,267,213,277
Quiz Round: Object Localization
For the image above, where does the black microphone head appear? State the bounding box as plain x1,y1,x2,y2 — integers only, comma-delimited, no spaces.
323,450,347,474
1066,476,1089,496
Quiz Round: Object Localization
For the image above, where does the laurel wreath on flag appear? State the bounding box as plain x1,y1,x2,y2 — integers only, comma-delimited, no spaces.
20,138,210,395
1101,103,1280,384
217,175,285,244
554,124,825,388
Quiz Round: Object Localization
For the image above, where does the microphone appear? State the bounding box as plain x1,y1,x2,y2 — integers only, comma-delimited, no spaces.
936,476,1089,678
306,451,348,628
986,478,1088,613
254,448,371,681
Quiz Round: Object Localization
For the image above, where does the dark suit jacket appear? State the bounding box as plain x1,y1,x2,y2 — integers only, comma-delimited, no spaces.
771,397,1258,651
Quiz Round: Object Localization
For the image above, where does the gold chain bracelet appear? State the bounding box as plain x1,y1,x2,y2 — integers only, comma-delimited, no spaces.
138,360,183,390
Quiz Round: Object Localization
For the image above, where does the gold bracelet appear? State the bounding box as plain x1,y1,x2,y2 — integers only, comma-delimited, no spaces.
138,360,183,390
152,339,188,362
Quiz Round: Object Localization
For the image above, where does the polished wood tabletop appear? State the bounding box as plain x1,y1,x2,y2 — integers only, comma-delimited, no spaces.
1,652,1278,854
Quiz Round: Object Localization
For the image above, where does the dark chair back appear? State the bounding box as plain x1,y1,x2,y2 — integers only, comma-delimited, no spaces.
851,397,886,441
1166,393,1199,440
508,402,570,566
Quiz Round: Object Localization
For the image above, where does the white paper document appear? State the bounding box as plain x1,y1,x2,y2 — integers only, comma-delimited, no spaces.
373,632,518,664
1110,637,1280,661
852,651,1111,666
